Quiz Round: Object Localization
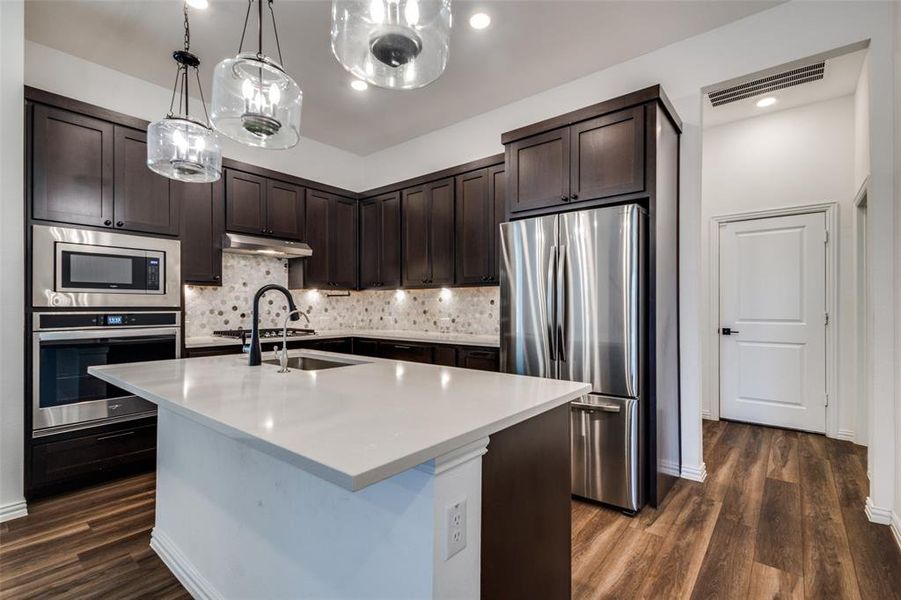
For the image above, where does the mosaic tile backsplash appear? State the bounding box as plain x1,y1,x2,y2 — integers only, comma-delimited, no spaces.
184,253,500,338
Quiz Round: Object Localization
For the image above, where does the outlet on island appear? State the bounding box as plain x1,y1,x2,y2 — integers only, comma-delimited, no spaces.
444,498,467,560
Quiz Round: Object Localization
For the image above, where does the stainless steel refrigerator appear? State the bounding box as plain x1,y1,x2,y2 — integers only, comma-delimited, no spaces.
500,204,645,512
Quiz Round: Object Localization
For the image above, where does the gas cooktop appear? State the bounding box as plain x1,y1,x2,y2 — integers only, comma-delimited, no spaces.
212,328,316,343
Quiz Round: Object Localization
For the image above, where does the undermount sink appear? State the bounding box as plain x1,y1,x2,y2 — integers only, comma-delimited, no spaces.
262,356,353,371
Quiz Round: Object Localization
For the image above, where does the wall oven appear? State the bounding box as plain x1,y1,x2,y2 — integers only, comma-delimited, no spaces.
32,311,180,436
32,224,181,308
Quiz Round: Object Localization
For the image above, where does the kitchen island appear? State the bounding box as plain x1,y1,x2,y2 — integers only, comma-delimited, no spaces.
90,349,589,599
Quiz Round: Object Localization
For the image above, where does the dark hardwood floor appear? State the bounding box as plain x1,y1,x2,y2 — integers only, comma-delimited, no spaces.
1,421,898,599
573,421,901,599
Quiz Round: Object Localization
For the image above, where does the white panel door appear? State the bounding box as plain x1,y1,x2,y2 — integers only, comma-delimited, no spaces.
719,213,826,432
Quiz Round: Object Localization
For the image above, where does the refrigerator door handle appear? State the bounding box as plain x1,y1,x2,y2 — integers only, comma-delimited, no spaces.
546,245,557,362
556,244,567,363
571,400,622,413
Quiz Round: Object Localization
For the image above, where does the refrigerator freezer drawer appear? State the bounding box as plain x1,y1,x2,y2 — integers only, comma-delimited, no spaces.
571,395,641,511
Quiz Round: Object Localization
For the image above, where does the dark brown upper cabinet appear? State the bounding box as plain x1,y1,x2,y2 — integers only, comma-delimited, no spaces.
265,179,305,240
225,168,304,240
176,178,224,285
569,106,645,201
225,169,266,234
32,104,115,228
113,126,178,236
359,191,401,289
488,165,506,283
506,127,570,213
402,177,455,288
455,169,491,285
302,190,357,290
506,105,644,214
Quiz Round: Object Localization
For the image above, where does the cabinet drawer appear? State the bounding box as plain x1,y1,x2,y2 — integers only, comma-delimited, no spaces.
433,345,457,366
458,347,500,371
378,342,433,364
31,422,156,488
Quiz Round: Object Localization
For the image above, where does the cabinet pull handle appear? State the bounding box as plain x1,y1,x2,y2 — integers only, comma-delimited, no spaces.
103,219,112,226
467,351,496,358
560,195,569,202
116,221,124,227
96,431,136,441
213,275,221,281
570,193,579,200
394,345,413,350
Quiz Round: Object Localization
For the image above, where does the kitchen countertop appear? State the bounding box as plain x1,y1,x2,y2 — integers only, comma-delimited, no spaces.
89,350,587,491
185,329,500,349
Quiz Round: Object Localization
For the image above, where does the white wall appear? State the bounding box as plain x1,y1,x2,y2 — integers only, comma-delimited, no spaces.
24,42,364,192
0,0,27,522
855,53,871,191
892,0,901,544
701,96,857,439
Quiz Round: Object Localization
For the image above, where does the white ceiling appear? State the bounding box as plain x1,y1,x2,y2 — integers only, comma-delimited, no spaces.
26,0,781,155
703,48,867,128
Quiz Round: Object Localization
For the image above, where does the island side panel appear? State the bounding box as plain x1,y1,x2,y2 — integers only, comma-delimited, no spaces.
152,408,444,599
480,403,571,598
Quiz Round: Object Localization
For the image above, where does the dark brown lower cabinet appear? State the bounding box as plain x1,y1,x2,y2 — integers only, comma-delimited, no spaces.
433,345,457,366
481,404,571,599
28,417,157,499
377,341,434,364
457,346,500,371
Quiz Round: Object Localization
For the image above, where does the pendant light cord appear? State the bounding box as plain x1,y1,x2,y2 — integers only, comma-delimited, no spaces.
236,0,285,66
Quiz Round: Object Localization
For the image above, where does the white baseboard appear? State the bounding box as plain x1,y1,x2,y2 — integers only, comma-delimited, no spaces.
681,462,708,483
0,500,28,523
864,497,893,525
151,528,222,600
892,513,901,552
835,429,855,442
701,410,713,420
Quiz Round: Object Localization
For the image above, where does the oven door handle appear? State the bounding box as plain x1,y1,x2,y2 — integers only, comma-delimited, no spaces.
37,327,180,342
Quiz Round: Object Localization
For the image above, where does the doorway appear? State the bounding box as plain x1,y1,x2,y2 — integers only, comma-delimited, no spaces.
715,208,834,433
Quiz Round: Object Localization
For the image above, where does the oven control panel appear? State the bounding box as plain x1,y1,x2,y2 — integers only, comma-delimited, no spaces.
37,312,180,330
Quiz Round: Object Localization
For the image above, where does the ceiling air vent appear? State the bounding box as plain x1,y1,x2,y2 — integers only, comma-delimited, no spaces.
707,62,826,107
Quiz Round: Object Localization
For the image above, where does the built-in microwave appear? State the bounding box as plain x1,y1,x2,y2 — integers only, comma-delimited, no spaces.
32,225,181,308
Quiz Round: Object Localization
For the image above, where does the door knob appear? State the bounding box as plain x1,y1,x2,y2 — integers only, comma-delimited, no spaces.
721,327,740,336
115,221,124,227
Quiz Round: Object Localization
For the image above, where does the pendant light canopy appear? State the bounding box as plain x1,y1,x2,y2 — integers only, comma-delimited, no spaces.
211,0,302,149
147,3,221,183
331,0,453,90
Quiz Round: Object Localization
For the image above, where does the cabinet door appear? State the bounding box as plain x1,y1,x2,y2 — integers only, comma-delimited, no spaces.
455,169,491,285
303,189,331,288
266,179,305,240
32,105,114,228
359,198,382,289
113,126,177,235
353,338,379,357
379,192,401,288
378,341,433,364
458,347,500,371
506,127,570,213
428,177,455,286
570,106,645,201
433,345,457,366
330,197,358,289
402,186,431,287
225,169,266,235
176,178,224,285
487,164,506,284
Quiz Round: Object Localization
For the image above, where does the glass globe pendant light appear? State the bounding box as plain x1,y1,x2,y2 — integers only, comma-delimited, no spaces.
147,3,221,183
210,0,302,149
331,0,453,90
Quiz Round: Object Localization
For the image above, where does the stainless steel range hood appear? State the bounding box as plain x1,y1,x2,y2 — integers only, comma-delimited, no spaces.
222,233,312,258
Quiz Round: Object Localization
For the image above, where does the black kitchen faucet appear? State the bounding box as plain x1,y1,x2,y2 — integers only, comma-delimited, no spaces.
248,284,300,366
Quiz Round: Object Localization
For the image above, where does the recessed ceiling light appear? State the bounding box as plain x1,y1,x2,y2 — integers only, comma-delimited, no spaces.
756,96,777,108
469,12,491,30
350,79,369,91
186,0,208,9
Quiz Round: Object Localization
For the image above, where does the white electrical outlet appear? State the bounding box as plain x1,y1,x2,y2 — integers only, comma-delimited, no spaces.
444,498,467,559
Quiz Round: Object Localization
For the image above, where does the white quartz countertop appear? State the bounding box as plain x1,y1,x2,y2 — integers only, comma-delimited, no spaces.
185,329,500,348
89,351,587,491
